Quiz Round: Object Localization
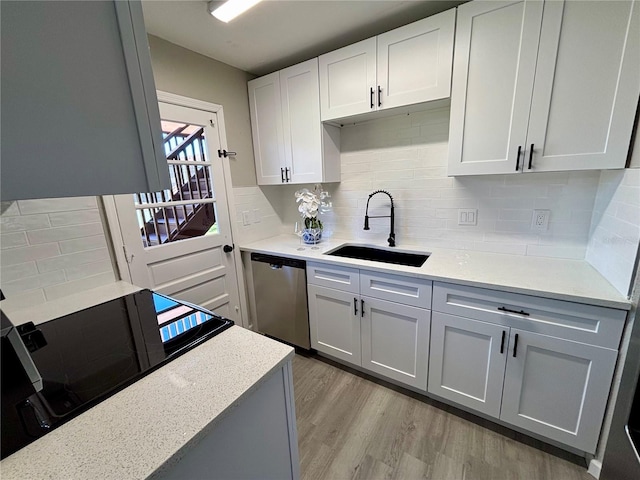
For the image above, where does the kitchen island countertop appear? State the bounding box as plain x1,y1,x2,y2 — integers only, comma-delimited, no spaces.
0,325,294,479
241,235,631,310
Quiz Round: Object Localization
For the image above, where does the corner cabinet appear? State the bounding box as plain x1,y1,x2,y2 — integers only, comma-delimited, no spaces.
307,263,431,390
429,282,626,454
319,9,455,122
448,0,640,176
248,59,341,186
1,0,170,201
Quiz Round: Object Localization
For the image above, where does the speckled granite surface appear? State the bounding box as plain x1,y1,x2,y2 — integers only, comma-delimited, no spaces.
241,235,631,310
0,326,294,480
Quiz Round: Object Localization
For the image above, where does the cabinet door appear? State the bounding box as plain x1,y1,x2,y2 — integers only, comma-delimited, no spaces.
248,72,286,185
319,38,377,121
1,0,170,201
377,9,455,110
525,1,640,172
428,312,508,418
448,0,543,176
361,297,429,390
280,59,323,184
307,284,361,366
501,330,618,453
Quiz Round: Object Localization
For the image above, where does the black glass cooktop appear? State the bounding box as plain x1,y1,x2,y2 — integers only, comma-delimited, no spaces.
1,290,233,459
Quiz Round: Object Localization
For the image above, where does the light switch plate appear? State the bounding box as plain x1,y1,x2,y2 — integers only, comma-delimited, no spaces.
242,211,251,226
253,209,261,223
458,209,478,226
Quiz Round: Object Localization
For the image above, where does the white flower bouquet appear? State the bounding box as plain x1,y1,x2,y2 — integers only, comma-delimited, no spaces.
295,184,331,231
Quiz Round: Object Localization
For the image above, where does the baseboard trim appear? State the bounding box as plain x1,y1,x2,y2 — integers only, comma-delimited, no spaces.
588,459,602,479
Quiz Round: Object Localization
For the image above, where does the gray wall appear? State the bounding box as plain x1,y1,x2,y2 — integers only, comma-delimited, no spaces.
147,35,257,186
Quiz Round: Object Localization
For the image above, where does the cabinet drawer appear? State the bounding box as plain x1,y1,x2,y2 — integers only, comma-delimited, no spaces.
361,271,432,309
432,282,626,349
307,263,359,293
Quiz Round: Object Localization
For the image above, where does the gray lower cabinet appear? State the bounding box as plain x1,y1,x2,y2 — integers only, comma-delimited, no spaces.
154,361,300,480
307,263,431,390
1,0,170,201
428,312,507,418
308,284,362,366
361,296,429,390
430,282,626,454
501,329,618,453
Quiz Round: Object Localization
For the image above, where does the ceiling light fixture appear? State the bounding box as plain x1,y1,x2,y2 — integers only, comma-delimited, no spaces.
208,0,263,23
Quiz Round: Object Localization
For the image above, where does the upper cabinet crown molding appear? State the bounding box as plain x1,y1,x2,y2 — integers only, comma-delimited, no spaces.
1,0,170,201
248,58,340,186
319,8,456,123
448,0,640,176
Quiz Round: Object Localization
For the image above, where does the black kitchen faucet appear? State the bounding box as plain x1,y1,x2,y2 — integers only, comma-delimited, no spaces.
364,190,395,247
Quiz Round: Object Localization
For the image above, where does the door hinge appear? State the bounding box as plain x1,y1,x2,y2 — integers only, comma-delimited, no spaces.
123,245,134,264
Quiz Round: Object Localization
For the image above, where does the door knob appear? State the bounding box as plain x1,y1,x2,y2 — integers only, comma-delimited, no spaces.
223,244,234,253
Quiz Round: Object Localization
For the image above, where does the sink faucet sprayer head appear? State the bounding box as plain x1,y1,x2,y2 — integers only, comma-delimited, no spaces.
363,190,395,247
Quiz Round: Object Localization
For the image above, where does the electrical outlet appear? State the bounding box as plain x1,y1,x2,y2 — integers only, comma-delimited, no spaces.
458,209,478,226
532,209,550,232
253,209,261,223
242,211,251,226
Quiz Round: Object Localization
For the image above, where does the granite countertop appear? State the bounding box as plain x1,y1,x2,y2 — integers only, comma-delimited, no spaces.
241,235,631,310
0,326,294,480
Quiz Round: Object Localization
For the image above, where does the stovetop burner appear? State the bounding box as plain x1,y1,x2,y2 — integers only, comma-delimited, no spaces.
1,290,233,459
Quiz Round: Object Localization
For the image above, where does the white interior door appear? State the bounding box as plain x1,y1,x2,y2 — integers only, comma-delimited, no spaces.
113,102,240,322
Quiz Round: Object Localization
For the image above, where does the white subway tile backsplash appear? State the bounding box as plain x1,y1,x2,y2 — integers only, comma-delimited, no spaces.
586,168,640,296
37,248,110,273
0,214,51,232
1,232,28,249
26,223,104,245
1,243,61,266
2,270,66,296
58,234,109,254
65,260,113,281
1,197,116,302
44,271,116,301
1,202,20,216
17,196,97,214
2,262,38,283
48,209,101,227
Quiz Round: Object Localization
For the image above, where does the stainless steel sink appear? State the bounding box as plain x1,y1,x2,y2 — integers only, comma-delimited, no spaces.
326,244,429,267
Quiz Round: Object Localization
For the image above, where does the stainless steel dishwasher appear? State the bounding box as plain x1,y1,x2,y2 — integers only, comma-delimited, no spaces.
250,253,310,349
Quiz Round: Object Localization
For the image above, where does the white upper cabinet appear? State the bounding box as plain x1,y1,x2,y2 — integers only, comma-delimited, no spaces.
448,0,544,175
449,0,640,176
377,9,455,110
319,9,456,122
248,72,286,185
525,0,640,172
319,38,377,121
249,59,340,186
1,0,171,201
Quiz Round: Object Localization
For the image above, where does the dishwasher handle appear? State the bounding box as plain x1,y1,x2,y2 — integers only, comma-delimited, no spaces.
250,252,306,270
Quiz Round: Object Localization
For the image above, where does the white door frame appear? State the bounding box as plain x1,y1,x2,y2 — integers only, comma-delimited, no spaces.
102,91,250,328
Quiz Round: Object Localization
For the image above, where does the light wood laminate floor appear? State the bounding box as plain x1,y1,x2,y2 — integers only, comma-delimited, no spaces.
292,354,594,480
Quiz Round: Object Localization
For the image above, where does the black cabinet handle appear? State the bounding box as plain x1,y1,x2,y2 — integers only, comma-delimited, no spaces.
516,145,522,171
280,168,285,183
223,244,234,253
361,299,365,317
354,298,358,316
528,143,534,169
377,86,382,107
498,306,530,316
285,167,291,182
370,87,374,109
513,333,519,357
500,331,506,354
